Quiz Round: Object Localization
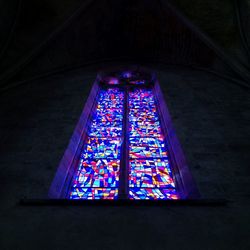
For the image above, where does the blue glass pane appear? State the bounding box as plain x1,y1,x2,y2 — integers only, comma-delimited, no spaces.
129,121,162,137
89,126,122,137
129,137,165,147
93,109,123,123
82,138,122,159
129,188,179,200
128,88,178,200
129,89,155,100
70,188,118,199
129,102,156,109
129,159,175,188
99,88,124,101
91,121,122,128
69,87,124,200
129,109,159,122
72,159,120,187
130,146,168,158
97,101,123,109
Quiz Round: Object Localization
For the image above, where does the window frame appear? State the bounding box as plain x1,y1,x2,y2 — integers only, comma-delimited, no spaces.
49,69,199,199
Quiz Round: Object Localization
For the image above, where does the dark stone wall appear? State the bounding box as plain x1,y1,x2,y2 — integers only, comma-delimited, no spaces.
0,64,249,249
0,0,82,75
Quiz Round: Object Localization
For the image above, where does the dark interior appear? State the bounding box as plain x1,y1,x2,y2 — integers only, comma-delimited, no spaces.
0,1,249,249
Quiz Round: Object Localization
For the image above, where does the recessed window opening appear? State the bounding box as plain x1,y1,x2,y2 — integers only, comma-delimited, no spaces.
49,68,199,200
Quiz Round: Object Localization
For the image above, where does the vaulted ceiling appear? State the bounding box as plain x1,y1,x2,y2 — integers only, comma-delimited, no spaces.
0,0,249,90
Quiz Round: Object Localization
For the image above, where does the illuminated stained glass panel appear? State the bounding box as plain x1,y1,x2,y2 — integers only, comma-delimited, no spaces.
70,188,118,199
129,109,159,122
93,109,123,123
129,88,177,200
129,101,155,108
68,82,180,200
69,88,124,199
130,137,165,147
129,121,162,137
129,188,179,200
89,126,122,137
72,159,120,187
129,89,155,100
130,146,168,158
91,121,122,128
129,159,175,188
96,108,123,115
129,101,156,109
97,101,123,109
99,89,124,101
82,138,122,159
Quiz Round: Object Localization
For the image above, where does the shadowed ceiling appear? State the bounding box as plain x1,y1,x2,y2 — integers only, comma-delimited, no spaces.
0,0,249,89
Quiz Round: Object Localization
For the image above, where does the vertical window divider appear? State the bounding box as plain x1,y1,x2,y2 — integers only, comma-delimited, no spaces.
118,86,129,199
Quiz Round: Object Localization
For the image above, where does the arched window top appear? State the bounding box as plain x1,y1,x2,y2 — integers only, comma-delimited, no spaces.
99,69,153,86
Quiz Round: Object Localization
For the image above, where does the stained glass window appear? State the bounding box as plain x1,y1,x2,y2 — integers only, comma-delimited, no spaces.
69,88,124,199
127,88,179,199
50,70,196,200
